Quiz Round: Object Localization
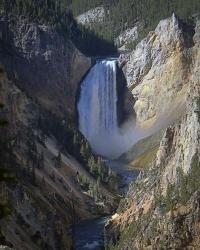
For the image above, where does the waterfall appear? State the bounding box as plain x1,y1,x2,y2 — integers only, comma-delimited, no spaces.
78,58,178,160
78,59,136,159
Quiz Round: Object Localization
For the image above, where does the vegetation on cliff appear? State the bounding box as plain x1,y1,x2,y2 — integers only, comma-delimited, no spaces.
0,101,14,217
0,64,119,249
108,153,200,250
38,109,120,198
71,0,200,46
0,3,120,248
105,11,200,249
0,101,15,246
0,0,116,56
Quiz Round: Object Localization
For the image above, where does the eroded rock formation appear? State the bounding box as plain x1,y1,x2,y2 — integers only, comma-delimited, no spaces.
121,14,195,128
106,14,200,250
0,14,91,120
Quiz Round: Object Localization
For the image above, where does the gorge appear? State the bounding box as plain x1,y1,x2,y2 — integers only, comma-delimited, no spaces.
76,12,200,250
76,58,140,249
0,1,200,250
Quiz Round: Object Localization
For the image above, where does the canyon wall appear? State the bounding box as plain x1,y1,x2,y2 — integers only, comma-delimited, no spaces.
106,14,200,249
0,14,91,120
0,14,117,250
120,13,195,128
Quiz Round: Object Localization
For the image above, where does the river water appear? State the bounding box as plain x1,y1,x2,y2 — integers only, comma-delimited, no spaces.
74,163,139,250
74,216,108,250
75,58,140,249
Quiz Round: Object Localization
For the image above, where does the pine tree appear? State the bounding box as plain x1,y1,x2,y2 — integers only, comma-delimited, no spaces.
0,103,13,219
55,151,62,168
42,176,46,186
88,156,96,174
50,170,55,182
31,164,36,185
37,151,45,169
80,144,85,160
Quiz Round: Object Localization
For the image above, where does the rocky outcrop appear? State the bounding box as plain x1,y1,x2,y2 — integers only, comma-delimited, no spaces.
115,22,144,50
115,25,139,48
76,7,105,26
106,15,200,250
0,246,14,250
0,14,91,120
121,13,195,128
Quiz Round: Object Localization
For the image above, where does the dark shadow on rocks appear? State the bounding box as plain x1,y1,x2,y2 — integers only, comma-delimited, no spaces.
116,63,136,127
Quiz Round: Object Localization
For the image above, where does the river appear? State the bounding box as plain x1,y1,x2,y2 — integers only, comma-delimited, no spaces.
74,216,108,250
74,161,139,250
75,58,139,249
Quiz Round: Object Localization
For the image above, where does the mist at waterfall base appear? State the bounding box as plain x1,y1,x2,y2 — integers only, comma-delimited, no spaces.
78,59,186,160
78,59,139,159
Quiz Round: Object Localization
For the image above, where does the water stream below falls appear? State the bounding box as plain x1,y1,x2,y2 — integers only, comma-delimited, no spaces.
75,58,140,249
74,216,108,250
75,54,180,249
74,165,139,250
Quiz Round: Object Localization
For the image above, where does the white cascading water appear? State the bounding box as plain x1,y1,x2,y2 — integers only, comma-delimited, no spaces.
78,59,184,159
78,59,138,159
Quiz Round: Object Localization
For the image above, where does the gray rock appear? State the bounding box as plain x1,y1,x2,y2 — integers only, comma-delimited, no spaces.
0,14,91,120
76,7,105,26
122,14,196,127
0,247,14,250
115,24,139,48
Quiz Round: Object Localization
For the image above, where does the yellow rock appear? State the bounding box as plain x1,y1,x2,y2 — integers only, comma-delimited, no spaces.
141,84,150,97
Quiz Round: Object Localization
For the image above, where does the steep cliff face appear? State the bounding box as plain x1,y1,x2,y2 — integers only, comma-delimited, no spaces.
0,14,91,120
106,15,200,250
0,69,74,250
0,60,115,250
121,14,195,128
0,14,118,250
